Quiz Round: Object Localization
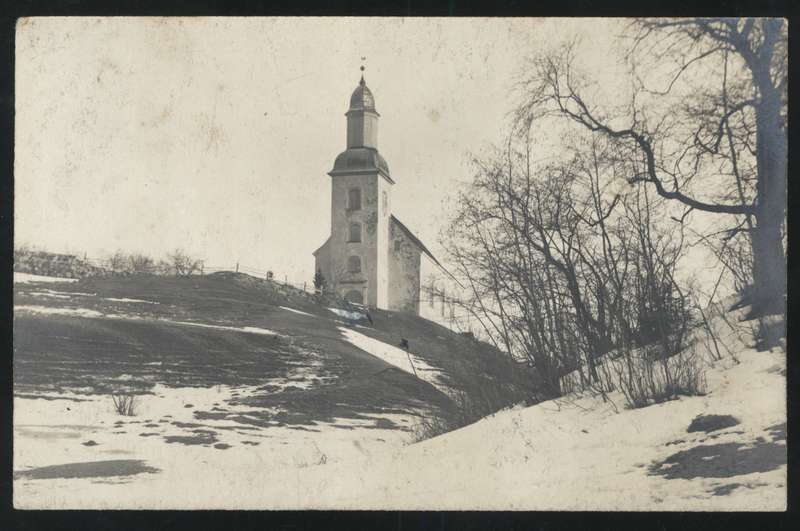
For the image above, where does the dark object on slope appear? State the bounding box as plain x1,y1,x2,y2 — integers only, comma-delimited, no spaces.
687,414,740,434
399,338,409,350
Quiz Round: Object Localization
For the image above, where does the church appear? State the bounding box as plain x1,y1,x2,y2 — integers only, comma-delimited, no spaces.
313,69,456,316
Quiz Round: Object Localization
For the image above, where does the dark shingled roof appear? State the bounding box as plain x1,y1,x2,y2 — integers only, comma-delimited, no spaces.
330,147,391,180
349,77,377,113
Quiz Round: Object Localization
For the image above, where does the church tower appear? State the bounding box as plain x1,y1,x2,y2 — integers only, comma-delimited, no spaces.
315,68,394,307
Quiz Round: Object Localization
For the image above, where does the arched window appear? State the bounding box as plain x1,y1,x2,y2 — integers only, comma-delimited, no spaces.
344,289,363,304
348,222,361,242
348,188,361,210
347,255,361,273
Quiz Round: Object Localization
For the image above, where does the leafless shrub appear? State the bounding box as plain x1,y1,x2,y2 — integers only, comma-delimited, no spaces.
412,386,527,442
412,412,454,442
127,253,156,274
105,250,158,275
168,249,202,277
155,259,174,276
611,342,706,409
106,250,129,273
111,393,138,416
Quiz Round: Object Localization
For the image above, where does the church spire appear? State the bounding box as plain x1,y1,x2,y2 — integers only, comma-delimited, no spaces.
349,64,376,113
346,63,379,149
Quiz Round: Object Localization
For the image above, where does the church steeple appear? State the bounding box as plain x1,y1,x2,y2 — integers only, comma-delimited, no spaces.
346,66,379,149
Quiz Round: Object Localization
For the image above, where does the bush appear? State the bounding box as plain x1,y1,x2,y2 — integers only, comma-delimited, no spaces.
412,412,454,442
111,393,138,416
412,385,529,442
611,342,707,409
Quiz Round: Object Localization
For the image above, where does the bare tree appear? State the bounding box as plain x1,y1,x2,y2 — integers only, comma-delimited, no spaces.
445,126,694,402
106,250,129,273
517,18,786,319
167,249,202,277
127,253,156,274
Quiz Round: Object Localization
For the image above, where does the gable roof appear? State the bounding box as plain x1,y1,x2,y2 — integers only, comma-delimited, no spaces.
390,215,463,288
313,236,331,256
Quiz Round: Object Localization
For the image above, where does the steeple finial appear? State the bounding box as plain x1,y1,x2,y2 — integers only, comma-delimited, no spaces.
360,57,366,84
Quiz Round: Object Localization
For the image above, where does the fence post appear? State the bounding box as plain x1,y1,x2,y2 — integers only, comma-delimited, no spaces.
303,281,306,292
235,262,239,273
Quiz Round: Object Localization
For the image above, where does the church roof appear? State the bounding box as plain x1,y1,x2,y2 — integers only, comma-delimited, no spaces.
390,215,463,287
330,147,393,181
349,76,377,113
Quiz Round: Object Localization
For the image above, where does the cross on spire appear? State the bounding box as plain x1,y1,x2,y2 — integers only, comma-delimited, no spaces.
360,57,366,84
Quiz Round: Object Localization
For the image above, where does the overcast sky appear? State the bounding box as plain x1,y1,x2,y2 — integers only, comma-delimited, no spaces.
16,17,627,282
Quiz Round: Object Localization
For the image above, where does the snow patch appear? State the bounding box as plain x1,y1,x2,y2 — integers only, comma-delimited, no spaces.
26,292,72,299
279,306,315,317
14,273,79,284
338,327,451,396
105,297,159,305
15,305,104,319
13,305,279,336
328,308,366,321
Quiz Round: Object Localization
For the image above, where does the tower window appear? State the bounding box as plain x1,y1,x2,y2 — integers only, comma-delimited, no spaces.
347,255,361,273
348,222,362,242
348,188,361,210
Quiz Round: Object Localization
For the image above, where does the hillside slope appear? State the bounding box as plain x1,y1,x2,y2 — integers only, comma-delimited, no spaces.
297,309,786,510
14,273,783,510
14,271,535,508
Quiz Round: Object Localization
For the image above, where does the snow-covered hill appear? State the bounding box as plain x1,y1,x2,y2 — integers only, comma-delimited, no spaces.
14,273,786,509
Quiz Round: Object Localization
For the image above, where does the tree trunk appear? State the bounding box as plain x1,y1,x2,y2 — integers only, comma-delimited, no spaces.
748,61,787,319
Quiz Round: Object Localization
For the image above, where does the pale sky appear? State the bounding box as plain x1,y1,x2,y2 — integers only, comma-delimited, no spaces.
16,17,629,283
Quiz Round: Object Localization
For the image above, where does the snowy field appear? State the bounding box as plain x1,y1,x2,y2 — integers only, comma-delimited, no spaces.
14,384,418,507
15,335,785,510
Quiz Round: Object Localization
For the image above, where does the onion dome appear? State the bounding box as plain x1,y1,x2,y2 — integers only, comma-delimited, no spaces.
348,70,377,113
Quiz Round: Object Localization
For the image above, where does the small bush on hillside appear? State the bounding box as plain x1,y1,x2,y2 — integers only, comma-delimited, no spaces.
612,342,707,409
412,386,529,442
412,413,454,442
111,393,138,416
313,269,327,290
168,249,202,277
